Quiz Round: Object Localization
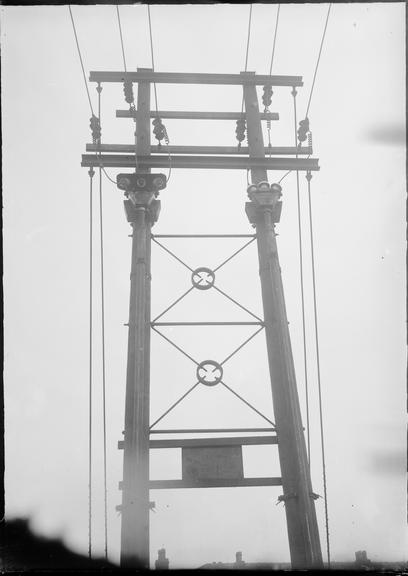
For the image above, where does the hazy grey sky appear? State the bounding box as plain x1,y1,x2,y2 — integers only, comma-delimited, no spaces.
2,2,406,569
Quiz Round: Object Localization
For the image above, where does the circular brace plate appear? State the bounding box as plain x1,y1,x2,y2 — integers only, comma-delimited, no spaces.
196,360,223,387
191,267,215,290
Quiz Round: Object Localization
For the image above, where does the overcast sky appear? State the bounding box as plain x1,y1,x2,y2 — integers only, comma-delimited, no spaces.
2,2,406,569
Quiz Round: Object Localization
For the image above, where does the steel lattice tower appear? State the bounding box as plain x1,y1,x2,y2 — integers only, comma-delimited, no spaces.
82,68,323,570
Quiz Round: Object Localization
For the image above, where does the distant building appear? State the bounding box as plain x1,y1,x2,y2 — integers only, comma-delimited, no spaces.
198,549,408,571
155,548,169,570
355,550,371,569
198,551,286,570
234,551,245,568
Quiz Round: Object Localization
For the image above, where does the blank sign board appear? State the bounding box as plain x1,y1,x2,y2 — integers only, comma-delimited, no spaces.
182,446,244,481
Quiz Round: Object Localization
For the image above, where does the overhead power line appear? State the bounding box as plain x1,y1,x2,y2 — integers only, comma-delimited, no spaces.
305,3,332,118
240,4,253,116
306,172,331,566
97,89,109,561
68,5,94,116
279,4,332,184
244,4,253,73
116,5,128,73
147,5,172,182
69,6,117,186
147,6,159,117
87,167,94,559
268,4,280,75
292,89,311,465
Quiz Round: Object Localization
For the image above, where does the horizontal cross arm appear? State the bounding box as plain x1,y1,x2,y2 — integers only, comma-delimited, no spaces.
116,110,279,121
118,436,277,449
81,154,319,171
86,144,312,156
89,70,303,87
149,436,278,448
149,477,283,489
149,427,275,433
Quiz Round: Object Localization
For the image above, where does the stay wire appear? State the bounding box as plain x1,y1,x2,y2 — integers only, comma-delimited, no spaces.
68,5,94,116
87,167,94,559
98,88,109,561
305,3,332,118
306,172,330,566
292,91,311,466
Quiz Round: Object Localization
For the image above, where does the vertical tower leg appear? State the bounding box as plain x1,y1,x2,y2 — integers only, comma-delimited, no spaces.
120,207,152,569
242,73,323,569
120,72,153,569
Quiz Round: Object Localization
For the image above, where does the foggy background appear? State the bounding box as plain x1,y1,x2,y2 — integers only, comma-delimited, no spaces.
2,2,406,569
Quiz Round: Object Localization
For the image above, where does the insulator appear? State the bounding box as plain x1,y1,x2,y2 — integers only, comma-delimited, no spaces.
258,181,270,191
266,118,271,131
90,114,101,144
235,118,246,143
307,132,313,148
297,117,310,144
152,117,168,143
262,84,273,108
270,183,282,195
123,79,134,105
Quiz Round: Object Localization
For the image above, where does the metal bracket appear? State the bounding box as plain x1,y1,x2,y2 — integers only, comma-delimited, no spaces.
123,198,161,225
245,201,282,225
276,492,298,506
